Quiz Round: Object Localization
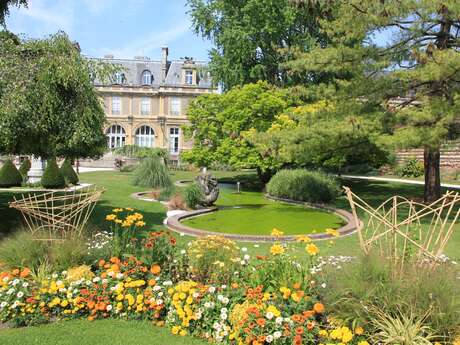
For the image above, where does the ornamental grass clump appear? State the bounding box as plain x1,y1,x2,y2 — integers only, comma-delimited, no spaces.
184,183,203,209
132,156,173,196
267,169,340,204
0,159,23,188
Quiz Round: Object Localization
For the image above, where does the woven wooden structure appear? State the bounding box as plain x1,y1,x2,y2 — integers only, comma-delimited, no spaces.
9,185,103,240
344,187,460,269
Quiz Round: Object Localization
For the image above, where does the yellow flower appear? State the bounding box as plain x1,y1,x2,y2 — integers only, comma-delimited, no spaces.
115,219,122,224
135,221,146,227
296,235,312,243
105,214,117,221
306,243,320,256
326,228,340,237
355,326,364,335
125,207,134,211
270,244,285,255
358,342,370,345
318,329,328,337
112,208,123,213
122,220,133,227
271,228,284,237
266,305,281,317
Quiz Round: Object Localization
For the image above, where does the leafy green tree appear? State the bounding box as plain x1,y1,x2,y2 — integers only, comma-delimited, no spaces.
187,0,332,89
182,81,295,181
0,32,115,160
285,0,460,202
0,0,27,26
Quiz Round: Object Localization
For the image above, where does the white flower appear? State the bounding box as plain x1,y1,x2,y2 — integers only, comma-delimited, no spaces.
16,291,24,298
273,331,282,339
240,260,246,265
52,273,58,279
221,285,227,289
116,273,124,280
102,279,108,284
22,282,29,288
222,297,229,305
220,307,228,313
321,283,327,288
265,311,274,320
220,313,227,320
266,335,274,343
108,271,115,277
153,286,162,291
253,244,259,248
208,286,216,293
92,277,101,283
217,294,224,301
6,288,14,295
180,250,186,255
106,304,113,311
0,301,7,308
193,292,199,298
275,317,283,325
156,299,164,305
158,292,164,297
12,279,19,286
163,281,173,286
2,277,9,283
241,247,247,252
61,270,68,276
243,254,250,261
180,233,185,236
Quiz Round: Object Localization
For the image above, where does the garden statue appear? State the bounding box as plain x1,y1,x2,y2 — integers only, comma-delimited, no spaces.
196,169,219,206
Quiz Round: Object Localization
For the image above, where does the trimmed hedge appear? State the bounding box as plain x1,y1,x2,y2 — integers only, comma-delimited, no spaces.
18,158,31,179
0,159,23,188
41,158,65,189
60,159,79,185
266,169,340,204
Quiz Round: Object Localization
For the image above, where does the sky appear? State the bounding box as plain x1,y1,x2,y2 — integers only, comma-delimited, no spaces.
5,0,214,61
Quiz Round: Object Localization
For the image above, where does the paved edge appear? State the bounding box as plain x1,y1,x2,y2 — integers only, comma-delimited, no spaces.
341,174,460,190
0,183,93,193
166,195,360,242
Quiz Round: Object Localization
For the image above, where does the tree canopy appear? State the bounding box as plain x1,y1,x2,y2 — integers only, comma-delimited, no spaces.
0,0,27,27
0,31,115,159
187,0,332,90
283,0,460,201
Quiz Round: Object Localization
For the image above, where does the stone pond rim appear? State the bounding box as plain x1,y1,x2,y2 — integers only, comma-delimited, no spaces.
165,194,361,242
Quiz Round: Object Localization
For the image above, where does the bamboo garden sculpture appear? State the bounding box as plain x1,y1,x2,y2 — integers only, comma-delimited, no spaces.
344,187,460,271
9,185,103,241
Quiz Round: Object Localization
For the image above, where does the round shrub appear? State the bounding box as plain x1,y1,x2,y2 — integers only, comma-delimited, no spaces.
184,183,203,209
0,159,23,188
395,157,424,178
18,158,31,179
266,169,340,203
132,156,173,191
60,159,79,185
41,158,66,189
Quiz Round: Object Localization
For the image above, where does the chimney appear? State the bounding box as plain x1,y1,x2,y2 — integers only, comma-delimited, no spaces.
161,46,169,83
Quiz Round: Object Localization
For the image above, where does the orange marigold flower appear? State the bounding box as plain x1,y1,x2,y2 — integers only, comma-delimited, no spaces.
307,322,315,330
292,314,304,323
98,259,106,267
296,327,304,335
293,282,301,290
110,257,120,264
150,264,161,275
20,267,31,278
294,334,302,345
148,279,157,286
303,310,315,318
256,318,266,327
313,302,325,314
231,282,239,289
12,269,20,276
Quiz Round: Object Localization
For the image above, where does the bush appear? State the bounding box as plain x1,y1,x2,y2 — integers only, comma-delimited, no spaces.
395,157,424,178
18,158,31,179
321,254,460,342
266,169,340,203
114,145,168,160
60,158,79,185
41,158,66,189
167,193,187,210
183,183,203,209
0,159,23,188
132,156,173,192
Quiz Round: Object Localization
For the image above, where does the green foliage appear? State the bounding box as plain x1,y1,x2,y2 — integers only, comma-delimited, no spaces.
0,159,22,187
182,81,295,179
187,0,332,89
0,229,89,273
183,183,203,209
18,158,31,178
114,145,168,160
266,169,340,203
60,158,79,185
0,1,28,26
132,156,173,191
395,157,424,178
41,158,65,189
0,32,116,159
322,254,460,342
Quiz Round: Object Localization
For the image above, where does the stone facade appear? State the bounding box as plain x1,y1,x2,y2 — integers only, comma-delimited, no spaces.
91,47,216,163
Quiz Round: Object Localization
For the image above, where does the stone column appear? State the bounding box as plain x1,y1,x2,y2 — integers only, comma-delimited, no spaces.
28,156,45,183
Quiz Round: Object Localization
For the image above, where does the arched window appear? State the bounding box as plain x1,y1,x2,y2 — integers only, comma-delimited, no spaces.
141,70,153,85
135,125,155,147
106,125,126,149
114,72,124,85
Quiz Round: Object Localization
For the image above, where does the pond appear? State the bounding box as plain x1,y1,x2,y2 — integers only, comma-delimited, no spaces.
181,183,345,236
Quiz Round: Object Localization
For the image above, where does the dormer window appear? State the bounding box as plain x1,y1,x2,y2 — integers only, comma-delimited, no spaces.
114,72,124,85
142,70,153,85
185,70,193,85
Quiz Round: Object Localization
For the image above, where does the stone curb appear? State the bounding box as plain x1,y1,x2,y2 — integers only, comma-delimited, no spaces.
166,195,360,242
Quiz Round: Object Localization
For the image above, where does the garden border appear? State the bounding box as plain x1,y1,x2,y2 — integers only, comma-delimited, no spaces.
166,195,360,242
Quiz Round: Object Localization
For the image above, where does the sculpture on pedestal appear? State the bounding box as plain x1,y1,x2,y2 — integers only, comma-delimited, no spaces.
196,169,219,206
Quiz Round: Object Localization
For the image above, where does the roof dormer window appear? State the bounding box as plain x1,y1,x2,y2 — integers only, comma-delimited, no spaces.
185,70,193,85
114,72,124,85
142,70,153,85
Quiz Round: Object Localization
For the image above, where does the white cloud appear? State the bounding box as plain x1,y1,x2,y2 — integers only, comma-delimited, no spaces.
94,21,191,59
81,0,116,15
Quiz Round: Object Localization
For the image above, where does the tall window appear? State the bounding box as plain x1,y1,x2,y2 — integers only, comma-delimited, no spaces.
185,70,193,85
169,127,179,154
112,96,121,115
114,72,124,85
142,70,153,85
141,97,150,115
106,125,126,148
170,97,181,115
135,125,155,147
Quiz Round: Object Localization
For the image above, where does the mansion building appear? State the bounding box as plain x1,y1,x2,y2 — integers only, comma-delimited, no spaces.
93,47,216,162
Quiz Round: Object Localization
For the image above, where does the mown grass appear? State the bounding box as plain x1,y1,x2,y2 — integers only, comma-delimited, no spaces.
0,319,207,345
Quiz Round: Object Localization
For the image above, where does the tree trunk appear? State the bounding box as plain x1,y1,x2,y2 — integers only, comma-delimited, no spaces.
423,146,441,203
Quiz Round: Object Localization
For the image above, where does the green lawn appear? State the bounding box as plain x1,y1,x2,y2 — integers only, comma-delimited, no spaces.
183,185,344,235
0,319,207,345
